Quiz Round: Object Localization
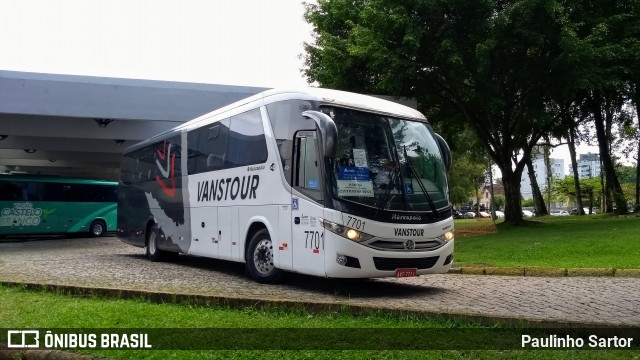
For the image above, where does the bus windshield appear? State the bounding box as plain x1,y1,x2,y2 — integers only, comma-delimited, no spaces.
324,107,449,212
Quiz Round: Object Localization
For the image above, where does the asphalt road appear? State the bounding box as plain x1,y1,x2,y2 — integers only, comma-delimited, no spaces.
1,236,638,326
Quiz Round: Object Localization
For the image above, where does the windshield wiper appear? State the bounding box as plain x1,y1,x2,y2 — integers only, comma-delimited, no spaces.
406,163,437,214
402,145,437,214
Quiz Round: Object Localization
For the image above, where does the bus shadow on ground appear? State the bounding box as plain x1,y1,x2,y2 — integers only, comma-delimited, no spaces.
284,274,444,298
125,253,445,299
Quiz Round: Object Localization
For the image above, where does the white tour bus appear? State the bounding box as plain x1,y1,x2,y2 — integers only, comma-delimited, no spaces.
117,88,454,283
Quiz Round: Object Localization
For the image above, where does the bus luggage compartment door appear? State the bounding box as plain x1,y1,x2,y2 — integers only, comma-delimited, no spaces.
189,206,219,258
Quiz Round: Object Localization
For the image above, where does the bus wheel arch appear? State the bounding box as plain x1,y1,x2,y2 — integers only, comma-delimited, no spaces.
89,219,106,237
145,222,166,262
245,224,284,283
145,220,156,243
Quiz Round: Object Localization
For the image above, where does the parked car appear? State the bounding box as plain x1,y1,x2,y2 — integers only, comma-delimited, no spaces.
571,208,597,215
522,210,534,217
550,210,570,216
464,211,476,219
494,210,505,218
478,211,491,218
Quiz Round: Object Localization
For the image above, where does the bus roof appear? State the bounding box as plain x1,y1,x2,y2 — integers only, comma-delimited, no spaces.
125,87,426,153
263,88,425,120
189,87,425,126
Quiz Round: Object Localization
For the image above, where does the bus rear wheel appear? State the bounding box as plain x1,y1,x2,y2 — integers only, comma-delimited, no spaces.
246,229,283,284
89,220,106,237
146,224,167,262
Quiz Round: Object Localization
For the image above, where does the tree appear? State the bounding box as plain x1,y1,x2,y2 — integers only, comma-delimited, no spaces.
554,176,600,213
525,146,548,216
431,117,488,206
562,0,639,214
617,0,640,211
448,151,487,206
304,0,574,225
492,194,505,211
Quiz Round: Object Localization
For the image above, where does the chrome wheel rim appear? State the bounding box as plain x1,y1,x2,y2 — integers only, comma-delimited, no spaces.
253,239,274,275
91,223,103,236
148,231,156,255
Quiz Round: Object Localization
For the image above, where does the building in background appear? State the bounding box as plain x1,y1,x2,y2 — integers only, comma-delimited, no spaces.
521,153,565,200
478,183,505,211
577,153,601,179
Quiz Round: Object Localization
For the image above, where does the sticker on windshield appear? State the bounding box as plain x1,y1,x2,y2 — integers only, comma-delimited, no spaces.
337,180,374,197
352,149,368,168
404,183,414,195
338,166,370,181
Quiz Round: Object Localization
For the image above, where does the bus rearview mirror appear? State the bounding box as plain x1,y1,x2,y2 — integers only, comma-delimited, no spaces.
434,133,452,172
302,110,337,159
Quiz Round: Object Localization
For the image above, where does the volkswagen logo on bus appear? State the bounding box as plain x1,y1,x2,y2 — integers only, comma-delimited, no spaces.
404,240,416,250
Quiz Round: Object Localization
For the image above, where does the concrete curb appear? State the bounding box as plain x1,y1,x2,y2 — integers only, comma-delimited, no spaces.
0,281,627,329
451,266,640,277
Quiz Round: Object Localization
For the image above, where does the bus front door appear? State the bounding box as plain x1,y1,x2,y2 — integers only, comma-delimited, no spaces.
291,131,326,277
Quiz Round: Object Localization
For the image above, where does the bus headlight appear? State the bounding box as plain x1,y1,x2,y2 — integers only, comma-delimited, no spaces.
443,231,454,241
320,218,373,242
346,229,360,240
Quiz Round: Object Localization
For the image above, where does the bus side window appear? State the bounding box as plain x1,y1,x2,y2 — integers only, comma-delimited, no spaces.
0,181,26,201
42,183,64,202
266,100,316,187
226,109,267,168
189,118,230,173
206,124,226,170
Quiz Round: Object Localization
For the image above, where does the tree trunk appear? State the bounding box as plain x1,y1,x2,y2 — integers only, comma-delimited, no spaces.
543,143,553,211
633,91,640,212
636,102,640,212
567,127,584,215
636,135,640,212
476,185,482,215
487,136,525,225
502,167,525,224
488,159,497,220
525,157,548,216
600,159,607,212
591,95,628,214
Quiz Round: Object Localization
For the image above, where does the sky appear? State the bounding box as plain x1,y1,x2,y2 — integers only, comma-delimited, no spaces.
0,0,314,88
0,0,613,174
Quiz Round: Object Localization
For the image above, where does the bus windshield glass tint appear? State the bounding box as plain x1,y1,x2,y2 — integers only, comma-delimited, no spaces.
322,107,449,212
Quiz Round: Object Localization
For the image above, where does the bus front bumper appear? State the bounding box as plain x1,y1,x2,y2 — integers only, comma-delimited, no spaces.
323,234,454,278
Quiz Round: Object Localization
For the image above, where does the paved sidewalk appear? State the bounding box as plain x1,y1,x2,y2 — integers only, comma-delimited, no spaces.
449,266,640,277
1,237,639,326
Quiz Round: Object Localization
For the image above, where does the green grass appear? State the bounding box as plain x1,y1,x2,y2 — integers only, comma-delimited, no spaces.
454,214,640,269
1,285,636,359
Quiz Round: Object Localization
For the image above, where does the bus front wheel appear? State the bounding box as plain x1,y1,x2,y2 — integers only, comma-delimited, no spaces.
246,229,284,284
89,220,106,237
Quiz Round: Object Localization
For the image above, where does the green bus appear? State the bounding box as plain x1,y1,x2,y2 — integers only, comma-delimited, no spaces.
0,175,117,237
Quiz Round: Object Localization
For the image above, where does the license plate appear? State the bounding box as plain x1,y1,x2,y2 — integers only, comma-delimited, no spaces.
395,268,417,277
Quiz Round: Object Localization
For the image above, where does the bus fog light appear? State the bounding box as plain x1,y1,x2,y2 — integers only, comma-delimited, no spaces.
336,255,347,266
444,231,454,241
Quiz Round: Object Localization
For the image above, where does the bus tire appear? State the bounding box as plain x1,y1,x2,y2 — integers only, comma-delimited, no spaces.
146,224,166,262
246,229,284,284
89,220,106,237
